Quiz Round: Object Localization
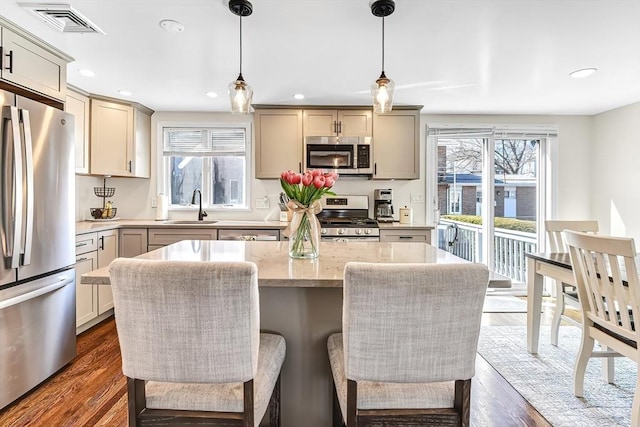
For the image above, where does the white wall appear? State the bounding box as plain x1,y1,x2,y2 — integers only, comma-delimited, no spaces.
591,102,640,242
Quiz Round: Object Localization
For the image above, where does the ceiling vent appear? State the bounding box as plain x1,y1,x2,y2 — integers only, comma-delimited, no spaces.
18,3,105,34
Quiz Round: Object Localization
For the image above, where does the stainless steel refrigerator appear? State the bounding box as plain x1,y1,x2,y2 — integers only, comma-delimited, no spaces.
0,89,76,410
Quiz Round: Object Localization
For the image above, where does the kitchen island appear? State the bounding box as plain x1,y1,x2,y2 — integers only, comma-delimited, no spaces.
82,240,505,427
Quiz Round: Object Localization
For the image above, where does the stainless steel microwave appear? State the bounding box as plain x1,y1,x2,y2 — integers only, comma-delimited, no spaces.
304,136,372,175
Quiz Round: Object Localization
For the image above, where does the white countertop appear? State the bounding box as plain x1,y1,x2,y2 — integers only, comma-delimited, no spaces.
75,219,435,235
82,239,507,288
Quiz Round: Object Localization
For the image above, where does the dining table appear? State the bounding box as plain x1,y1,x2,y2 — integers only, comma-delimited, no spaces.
83,240,510,427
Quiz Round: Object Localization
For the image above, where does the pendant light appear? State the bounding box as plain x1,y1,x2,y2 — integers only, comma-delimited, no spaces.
228,0,253,114
370,0,395,113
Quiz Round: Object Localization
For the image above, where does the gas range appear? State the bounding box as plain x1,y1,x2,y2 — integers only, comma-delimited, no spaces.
318,195,380,240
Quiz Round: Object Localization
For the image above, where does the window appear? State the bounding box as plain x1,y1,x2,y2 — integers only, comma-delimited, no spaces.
162,124,250,209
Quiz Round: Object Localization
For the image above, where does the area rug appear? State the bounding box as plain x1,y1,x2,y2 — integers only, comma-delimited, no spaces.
477,324,634,426
482,295,528,313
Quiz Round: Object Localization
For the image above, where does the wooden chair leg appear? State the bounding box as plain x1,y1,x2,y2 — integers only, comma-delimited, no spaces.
268,374,281,427
550,280,565,346
574,328,595,397
454,379,472,427
127,377,146,427
243,380,254,427
347,380,357,427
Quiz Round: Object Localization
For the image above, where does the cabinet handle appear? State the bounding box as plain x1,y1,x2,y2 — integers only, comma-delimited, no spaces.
399,236,414,239
298,162,302,173
128,160,132,172
75,257,88,263
99,236,104,250
75,242,88,248
333,120,337,134
337,121,342,134
1,48,13,73
374,163,377,175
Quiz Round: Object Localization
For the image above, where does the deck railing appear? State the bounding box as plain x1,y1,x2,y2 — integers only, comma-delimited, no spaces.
437,219,537,283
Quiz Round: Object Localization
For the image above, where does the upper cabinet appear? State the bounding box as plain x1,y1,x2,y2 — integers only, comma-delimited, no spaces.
303,109,372,137
372,107,421,180
0,17,72,102
66,86,90,174
254,108,303,178
90,97,153,178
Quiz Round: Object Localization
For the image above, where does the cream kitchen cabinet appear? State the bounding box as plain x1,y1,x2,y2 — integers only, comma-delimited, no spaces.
119,228,148,258
75,233,99,331
147,228,217,251
75,229,118,333
96,229,118,314
379,228,431,244
372,107,421,179
90,97,152,178
0,17,71,102
303,109,372,137
254,108,303,178
66,86,90,174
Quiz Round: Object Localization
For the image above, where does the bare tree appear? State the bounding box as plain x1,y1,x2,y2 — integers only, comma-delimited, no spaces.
441,138,537,175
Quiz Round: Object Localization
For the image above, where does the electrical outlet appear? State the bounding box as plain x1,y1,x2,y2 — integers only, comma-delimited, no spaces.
256,197,270,209
410,193,423,203
151,197,157,208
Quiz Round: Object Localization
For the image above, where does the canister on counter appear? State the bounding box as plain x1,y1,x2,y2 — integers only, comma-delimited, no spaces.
399,206,413,224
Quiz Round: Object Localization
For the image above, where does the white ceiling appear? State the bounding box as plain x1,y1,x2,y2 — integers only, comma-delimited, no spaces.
2,0,640,115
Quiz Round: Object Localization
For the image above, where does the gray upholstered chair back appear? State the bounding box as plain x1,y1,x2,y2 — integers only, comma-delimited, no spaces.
343,262,489,384
109,259,260,384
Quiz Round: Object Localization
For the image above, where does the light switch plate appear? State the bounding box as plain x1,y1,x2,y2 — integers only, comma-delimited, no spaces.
410,193,423,203
256,197,270,209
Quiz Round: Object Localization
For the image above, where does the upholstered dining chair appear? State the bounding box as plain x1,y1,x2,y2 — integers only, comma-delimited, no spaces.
327,262,489,427
545,220,599,346
109,258,286,427
563,231,639,425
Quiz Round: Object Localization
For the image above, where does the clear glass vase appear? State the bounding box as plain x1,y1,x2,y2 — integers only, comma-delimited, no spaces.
288,210,320,259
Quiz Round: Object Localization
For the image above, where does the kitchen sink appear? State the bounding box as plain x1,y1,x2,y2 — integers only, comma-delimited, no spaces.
162,220,218,225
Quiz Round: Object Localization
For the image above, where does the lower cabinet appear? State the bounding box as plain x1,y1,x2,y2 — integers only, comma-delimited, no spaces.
75,229,119,334
147,228,217,251
379,228,432,244
119,228,148,257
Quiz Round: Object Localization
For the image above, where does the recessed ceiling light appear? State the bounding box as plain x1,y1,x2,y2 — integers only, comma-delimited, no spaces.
78,68,95,77
206,91,218,98
159,19,185,32
569,68,598,78
293,93,305,100
118,90,132,96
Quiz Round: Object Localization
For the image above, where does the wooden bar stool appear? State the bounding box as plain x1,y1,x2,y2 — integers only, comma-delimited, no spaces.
328,262,489,426
109,259,285,427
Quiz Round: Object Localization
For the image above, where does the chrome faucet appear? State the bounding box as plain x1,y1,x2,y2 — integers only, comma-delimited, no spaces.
191,189,208,221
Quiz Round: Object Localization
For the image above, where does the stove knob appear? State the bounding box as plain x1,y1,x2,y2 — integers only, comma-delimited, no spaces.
338,228,345,235
365,229,371,234
321,228,327,234
355,229,362,235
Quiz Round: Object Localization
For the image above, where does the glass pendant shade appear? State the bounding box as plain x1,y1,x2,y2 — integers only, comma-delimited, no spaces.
371,72,395,113
228,74,253,114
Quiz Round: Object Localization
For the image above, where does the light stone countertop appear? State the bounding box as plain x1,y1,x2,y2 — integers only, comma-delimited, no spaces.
75,219,434,235
81,240,508,288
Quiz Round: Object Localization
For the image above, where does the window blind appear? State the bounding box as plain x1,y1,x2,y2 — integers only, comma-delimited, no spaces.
163,127,246,156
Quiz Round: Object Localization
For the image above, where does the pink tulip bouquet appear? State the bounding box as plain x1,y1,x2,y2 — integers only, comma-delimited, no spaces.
280,169,339,258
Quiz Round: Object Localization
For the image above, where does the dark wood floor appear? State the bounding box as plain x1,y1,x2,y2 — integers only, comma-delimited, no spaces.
0,310,554,427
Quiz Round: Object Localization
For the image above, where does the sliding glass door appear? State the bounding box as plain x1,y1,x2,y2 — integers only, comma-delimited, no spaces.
431,127,548,284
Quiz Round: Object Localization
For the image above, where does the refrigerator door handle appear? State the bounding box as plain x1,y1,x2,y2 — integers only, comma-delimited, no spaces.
1,106,24,269
19,109,34,266
0,276,71,310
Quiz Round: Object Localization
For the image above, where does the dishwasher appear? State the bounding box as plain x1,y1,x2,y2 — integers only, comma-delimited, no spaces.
217,229,280,241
